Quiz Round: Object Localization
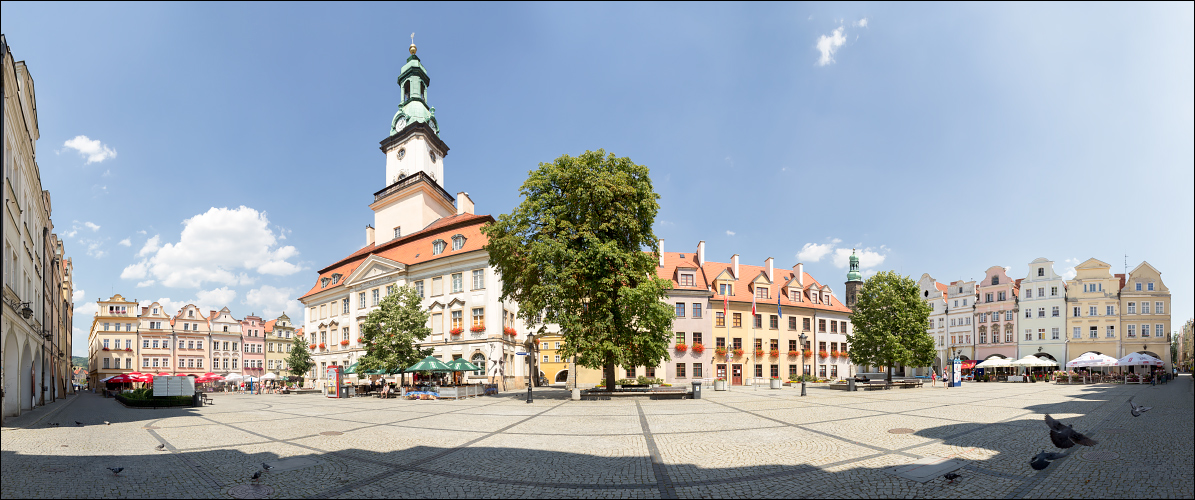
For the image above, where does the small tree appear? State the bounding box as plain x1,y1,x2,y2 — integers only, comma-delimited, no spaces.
356,285,432,376
482,150,675,390
287,332,314,384
847,271,935,383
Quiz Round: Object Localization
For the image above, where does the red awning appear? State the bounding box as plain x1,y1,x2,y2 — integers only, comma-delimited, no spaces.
961,360,977,370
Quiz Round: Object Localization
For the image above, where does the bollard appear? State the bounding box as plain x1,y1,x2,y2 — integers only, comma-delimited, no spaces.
526,385,533,403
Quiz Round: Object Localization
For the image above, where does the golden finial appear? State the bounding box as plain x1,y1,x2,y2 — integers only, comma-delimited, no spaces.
409,32,417,55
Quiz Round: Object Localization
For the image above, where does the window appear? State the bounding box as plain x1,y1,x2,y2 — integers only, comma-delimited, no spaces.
691,332,702,346
1025,309,1032,319
985,293,993,303
755,286,769,299
143,339,150,348
732,338,742,350
732,313,742,328
719,283,732,296
343,327,350,341
1127,302,1136,314
1037,329,1045,340
715,312,725,327
1073,327,1081,339
451,273,463,293
1036,308,1044,318
1106,305,1114,316
1038,287,1044,298
963,299,968,306
1025,289,1032,299
979,329,986,344
626,368,636,378
371,288,380,305
803,318,811,331
788,317,797,330
1051,286,1058,296
1127,324,1136,338
452,235,465,251
1155,302,1164,314
694,363,703,378
432,239,446,255
998,292,1006,301
716,337,726,350
450,310,463,331
1051,328,1059,340
1155,324,1163,338
432,277,443,296
413,281,424,298
342,298,350,314
472,308,484,327
1038,267,1045,277
755,364,763,378
818,319,826,332
676,363,686,378
472,269,485,290
542,355,549,363
819,365,827,378
1073,307,1080,317
754,314,762,329
1089,326,1098,339
1052,306,1059,317
1107,326,1116,338
770,364,779,378
1142,302,1150,314
692,303,702,318
770,315,778,329
675,303,685,317
1141,324,1150,337
1147,282,1154,291
679,273,695,287
143,358,151,368
103,358,110,369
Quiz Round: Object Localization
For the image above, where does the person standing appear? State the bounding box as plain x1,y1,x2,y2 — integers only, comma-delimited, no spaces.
931,369,937,387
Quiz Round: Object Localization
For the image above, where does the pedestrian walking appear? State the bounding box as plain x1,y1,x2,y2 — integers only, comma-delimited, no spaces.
931,370,937,387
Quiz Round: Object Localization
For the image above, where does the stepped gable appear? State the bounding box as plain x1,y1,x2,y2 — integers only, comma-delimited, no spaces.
300,212,493,300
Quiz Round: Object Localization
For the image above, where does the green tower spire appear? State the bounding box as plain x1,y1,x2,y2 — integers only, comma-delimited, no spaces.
847,249,862,282
390,35,439,136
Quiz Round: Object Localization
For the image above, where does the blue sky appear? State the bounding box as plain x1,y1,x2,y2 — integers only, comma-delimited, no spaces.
3,3,1191,356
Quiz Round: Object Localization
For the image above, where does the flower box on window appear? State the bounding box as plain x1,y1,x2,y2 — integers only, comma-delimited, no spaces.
674,343,688,352
769,349,781,358
802,349,813,357
449,327,463,336
102,347,110,351
470,325,486,333
714,347,727,357
733,348,745,357
754,349,766,358
309,344,317,350
818,350,828,358
340,340,349,346
125,348,133,352
841,351,850,359
691,343,705,354
787,350,800,357
319,343,327,349
356,338,364,343
503,327,516,336
830,350,841,358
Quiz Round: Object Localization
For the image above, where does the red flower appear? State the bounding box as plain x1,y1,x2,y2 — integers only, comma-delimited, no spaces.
356,338,364,343
309,344,317,349
818,350,828,358
769,349,781,358
319,343,327,349
674,343,688,352
340,340,349,346
841,351,850,359
714,347,728,357
503,327,516,336
449,327,463,336
830,350,841,358
470,325,486,333
733,348,745,357
754,349,765,358
787,350,800,357
691,343,705,354
802,349,813,357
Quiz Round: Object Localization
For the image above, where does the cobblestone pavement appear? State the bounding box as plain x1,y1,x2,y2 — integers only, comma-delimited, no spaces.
2,376,1191,499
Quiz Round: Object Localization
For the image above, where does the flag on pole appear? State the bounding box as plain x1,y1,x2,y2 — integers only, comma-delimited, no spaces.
751,285,757,316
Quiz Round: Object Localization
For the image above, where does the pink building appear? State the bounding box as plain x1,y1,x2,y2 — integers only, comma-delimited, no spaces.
974,266,1020,362
241,314,266,379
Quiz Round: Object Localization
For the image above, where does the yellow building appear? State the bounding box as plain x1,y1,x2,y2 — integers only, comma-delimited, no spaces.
1120,262,1171,367
1065,259,1123,362
88,294,140,387
264,313,296,375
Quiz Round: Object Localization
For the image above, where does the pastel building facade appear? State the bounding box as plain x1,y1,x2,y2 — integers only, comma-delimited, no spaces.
659,241,714,385
241,314,265,377
918,274,949,374
209,308,243,374
1064,258,1123,362
974,266,1019,362
1017,258,1068,364
172,305,211,374
944,280,977,362
1120,262,1171,368
87,294,140,387
264,313,295,375
138,302,174,372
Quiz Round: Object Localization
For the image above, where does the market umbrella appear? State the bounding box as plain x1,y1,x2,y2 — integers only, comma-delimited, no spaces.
976,356,1014,368
224,373,244,381
1118,352,1164,366
1066,353,1119,368
107,374,136,383
260,372,278,380
1011,355,1056,367
403,356,453,373
446,358,481,372
98,375,117,382
343,363,358,375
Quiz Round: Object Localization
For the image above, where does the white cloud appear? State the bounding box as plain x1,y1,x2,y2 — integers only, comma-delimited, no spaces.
118,238,131,247
102,169,112,178
1060,258,1080,281
63,135,118,164
138,235,161,257
195,287,237,312
75,300,98,317
797,238,842,262
154,298,189,316
63,228,78,238
121,206,301,288
136,280,156,288
84,221,100,231
244,285,301,319
81,238,107,258
855,18,868,28
816,26,847,66
725,230,736,236
137,230,147,235
831,246,887,269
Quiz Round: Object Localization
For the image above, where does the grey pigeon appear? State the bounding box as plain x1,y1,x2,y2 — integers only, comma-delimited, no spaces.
1128,397,1152,417
942,472,961,483
104,421,110,425
251,471,262,482
1030,450,1069,470
262,462,273,472
1044,414,1098,449
155,444,166,451
108,467,124,476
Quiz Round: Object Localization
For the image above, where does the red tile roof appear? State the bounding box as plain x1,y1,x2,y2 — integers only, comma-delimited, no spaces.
300,213,494,300
263,319,277,333
656,252,710,292
701,261,852,313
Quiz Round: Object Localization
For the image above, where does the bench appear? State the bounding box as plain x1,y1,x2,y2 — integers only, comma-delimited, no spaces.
897,380,923,389
200,394,214,405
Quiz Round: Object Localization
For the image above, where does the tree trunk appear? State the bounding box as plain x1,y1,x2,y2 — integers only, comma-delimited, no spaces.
604,360,616,391
886,363,893,384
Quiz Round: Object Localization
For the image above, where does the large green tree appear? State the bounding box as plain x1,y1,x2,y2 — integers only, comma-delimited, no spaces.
286,332,314,382
482,149,675,390
846,271,936,383
356,284,433,375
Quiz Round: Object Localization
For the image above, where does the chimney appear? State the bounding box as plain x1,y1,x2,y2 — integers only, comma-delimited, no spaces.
731,254,739,279
697,241,706,266
765,257,774,282
456,192,475,215
795,263,804,286
365,225,375,246
658,239,665,267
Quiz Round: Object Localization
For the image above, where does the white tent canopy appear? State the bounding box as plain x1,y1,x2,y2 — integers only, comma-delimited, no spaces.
1012,355,1058,367
976,356,1014,368
1118,352,1164,366
1066,352,1119,368
224,373,244,381
260,372,279,380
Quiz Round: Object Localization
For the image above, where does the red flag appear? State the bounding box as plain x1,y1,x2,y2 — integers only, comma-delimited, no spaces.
751,285,757,316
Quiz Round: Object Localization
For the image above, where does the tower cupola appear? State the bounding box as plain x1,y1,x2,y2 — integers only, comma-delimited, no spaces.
847,249,862,282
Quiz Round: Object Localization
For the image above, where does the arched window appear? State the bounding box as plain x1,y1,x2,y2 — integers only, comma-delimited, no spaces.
403,81,411,101
471,353,486,376
432,239,446,255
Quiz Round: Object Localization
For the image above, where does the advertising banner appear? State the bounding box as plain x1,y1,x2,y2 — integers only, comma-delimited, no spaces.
326,365,342,398
951,359,962,387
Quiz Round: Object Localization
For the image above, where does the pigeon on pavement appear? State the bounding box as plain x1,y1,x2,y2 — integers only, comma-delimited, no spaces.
155,444,166,451
942,472,961,484
262,463,273,472
108,467,124,476
1044,414,1098,448
1030,450,1069,470
1128,397,1152,417
251,471,262,482
104,421,110,425
75,421,83,426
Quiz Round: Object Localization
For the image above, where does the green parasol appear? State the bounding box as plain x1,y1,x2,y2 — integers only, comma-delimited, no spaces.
403,355,453,373
445,357,481,372
344,362,358,374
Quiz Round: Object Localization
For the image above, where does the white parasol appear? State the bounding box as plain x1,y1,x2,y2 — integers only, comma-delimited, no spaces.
1066,353,1119,368
976,356,1014,368
1011,355,1058,367
260,372,278,380
1117,352,1164,366
224,373,244,381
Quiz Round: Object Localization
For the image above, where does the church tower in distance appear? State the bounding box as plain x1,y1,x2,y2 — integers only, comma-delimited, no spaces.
845,249,863,310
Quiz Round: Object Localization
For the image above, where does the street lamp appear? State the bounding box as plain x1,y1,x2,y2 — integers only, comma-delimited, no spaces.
798,333,808,397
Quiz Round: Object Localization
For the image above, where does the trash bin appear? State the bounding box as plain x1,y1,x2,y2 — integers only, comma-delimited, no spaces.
848,379,856,392
691,381,702,399
339,386,350,398
193,393,203,407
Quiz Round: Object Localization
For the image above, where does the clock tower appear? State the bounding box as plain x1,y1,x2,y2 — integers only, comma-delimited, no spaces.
370,38,459,244
845,249,863,310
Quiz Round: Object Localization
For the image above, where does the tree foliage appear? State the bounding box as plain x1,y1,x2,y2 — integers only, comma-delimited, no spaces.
286,332,314,380
356,284,432,375
481,150,674,389
846,271,935,382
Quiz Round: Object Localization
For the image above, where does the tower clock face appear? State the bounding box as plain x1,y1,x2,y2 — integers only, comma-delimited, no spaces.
429,150,437,163
397,148,406,160
395,117,406,130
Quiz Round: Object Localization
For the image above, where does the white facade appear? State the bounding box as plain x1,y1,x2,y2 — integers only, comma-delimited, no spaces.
1017,258,1068,364
945,280,977,362
208,307,243,374
918,274,949,374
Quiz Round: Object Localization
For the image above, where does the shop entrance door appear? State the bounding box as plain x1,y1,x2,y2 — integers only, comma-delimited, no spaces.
732,364,743,385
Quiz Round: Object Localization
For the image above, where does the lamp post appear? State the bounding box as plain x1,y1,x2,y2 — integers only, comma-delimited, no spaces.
798,333,807,397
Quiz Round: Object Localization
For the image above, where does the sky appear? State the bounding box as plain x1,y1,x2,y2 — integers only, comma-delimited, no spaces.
3,2,1192,357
